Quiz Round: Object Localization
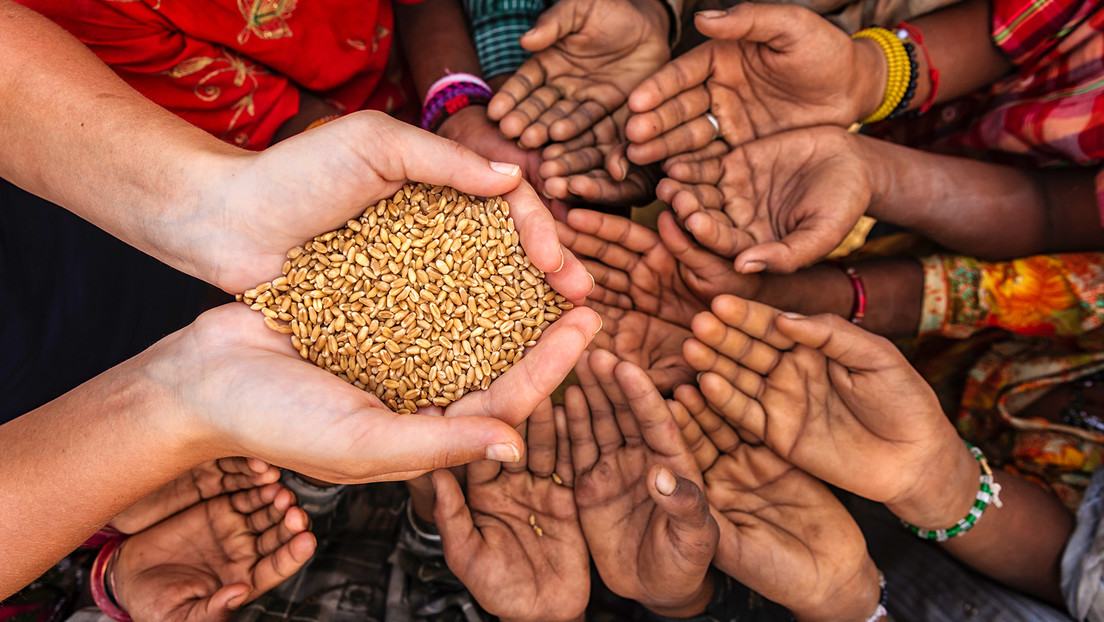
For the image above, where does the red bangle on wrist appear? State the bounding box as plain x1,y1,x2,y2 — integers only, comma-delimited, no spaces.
831,262,867,325
91,535,132,622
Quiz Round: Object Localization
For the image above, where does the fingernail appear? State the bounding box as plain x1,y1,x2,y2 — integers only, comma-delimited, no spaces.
696,371,705,383
227,595,246,610
655,468,678,496
696,9,726,18
542,188,556,200
742,261,767,273
490,161,520,176
781,312,806,320
593,316,603,337
486,443,521,462
554,246,566,273
587,272,596,295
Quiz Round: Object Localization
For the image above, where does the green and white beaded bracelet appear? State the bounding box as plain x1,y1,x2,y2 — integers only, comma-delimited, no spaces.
901,441,1003,543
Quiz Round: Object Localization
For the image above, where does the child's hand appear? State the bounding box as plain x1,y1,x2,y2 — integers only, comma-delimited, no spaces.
682,295,969,519
559,209,709,329
658,126,873,273
567,350,718,618
588,301,695,394
625,4,880,163
675,385,884,622
539,108,659,207
113,483,315,620
433,399,590,622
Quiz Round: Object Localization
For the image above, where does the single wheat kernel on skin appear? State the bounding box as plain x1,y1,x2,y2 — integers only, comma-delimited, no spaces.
238,183,573,414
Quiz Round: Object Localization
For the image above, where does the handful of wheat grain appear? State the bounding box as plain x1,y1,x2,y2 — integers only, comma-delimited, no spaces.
239,182,572,413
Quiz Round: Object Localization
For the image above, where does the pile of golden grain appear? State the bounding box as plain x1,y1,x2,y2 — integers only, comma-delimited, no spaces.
239,183,572,413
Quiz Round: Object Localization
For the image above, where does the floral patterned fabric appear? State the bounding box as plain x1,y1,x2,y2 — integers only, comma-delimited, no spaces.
917,252,1104,509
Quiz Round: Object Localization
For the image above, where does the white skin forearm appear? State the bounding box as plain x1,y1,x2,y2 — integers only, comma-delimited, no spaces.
0,0,241,279
0,335,213,599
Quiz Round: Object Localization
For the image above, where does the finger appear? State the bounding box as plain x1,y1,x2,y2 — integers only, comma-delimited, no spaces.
663,140,731,168
628,45,711,114
346,412,525,481
521,98,581,149
681,337,746,386
219,463,282,493
565,208,660,255
625,85,711,145
733,225,840,274
557,217,644,270
647,465,718,567
432,469,483,566
604,141,631,181
657,210,730,277
677,385,742,455
564,383,600,474
255,505,309,556
551,99,611,142
249,531,317,602
711,294,797,349
774,311,904,372
615,361,690,457
656,180,715,219
501,86,564,144
545,245,594,304
590,348,642,441
671,388,720,472
690,310,783,377
526,398,558,477
626,115,722,165
205,584,252,616
693,3,813,49
540,144,606,179
489,58,547,121
697,371,767,442
577,349,626,451
565,171,651,206
645,361,697,395
322,112,524,199
577,258,632,297
664,156,723,185
501,182,584,295
246,494,289,534
553,405,575,488
444,306,600,426
503,418,530,474
519,0,586,52
470,452,507,483
228,482,283,516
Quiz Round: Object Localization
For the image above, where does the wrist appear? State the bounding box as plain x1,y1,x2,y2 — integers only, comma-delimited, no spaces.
792,560,884,622
885,433,980,530
642,570,715,618
851,38,888,123
436,104,489,142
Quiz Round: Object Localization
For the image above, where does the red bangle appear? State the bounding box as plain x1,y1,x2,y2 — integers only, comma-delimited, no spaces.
831,262,866,325
897,22,940,114
91,536,133,622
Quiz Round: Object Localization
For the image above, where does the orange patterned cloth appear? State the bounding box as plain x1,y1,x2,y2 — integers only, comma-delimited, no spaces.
917,252,1104,509
20,0,421,149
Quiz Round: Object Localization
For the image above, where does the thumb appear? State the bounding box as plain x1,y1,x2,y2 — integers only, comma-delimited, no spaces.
775,311,901,371
368,413,525,480
432,469,481,573
647,465,718,561
203,583,251,619
520,0,584,51
733,228,832,275
316,111,524,199
694,4,810,49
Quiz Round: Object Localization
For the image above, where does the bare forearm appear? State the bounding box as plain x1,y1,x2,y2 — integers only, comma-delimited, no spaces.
396,0,484,98
0,337,213,598
887,438,1071,605
0,1,242,280
861,136,1104,258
